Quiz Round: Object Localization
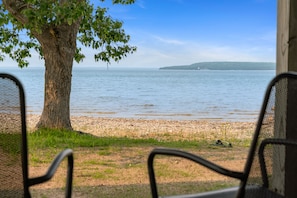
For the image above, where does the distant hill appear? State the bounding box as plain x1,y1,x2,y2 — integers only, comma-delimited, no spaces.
159,62,276,70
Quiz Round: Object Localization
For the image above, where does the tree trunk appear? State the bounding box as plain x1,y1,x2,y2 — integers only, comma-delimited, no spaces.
36,24,79,130
2,1,82,130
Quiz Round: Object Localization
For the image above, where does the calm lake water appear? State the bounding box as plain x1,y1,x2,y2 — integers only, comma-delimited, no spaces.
0,67,275,122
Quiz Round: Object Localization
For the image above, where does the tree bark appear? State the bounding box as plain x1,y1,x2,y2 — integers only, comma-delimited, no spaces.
35,24,79,130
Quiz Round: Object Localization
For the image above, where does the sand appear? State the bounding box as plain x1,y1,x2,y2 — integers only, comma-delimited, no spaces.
27,114,256,141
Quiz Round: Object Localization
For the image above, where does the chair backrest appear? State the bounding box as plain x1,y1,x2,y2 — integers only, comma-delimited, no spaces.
0,73,29,197
238,72,297,197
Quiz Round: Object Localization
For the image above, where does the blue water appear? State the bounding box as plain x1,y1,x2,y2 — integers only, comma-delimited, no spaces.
0,67,275,121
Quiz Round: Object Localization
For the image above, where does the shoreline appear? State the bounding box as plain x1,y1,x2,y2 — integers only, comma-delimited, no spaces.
27,114,256,141
27,109,259,123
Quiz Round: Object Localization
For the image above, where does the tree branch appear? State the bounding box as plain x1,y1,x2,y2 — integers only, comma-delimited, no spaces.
2,0,29,25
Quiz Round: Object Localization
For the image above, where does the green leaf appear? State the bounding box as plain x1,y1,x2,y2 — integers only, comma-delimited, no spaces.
1,0,136,66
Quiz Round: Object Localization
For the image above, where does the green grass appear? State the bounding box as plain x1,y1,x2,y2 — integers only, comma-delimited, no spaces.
27,128,244,168
28,128,213,151
0,133,22,155
27,128,224,167
28,128,245,198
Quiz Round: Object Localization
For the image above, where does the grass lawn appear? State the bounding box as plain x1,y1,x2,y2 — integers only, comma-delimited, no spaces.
28,128,250,198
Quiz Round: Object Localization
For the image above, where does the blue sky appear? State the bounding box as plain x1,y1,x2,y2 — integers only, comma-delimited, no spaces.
87,0,277,68
1,0,278,68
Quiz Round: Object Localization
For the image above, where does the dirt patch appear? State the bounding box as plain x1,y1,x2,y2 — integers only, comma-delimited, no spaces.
29,146,248,197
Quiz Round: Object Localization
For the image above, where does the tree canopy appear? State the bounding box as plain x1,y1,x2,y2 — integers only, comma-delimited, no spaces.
0,0,136,67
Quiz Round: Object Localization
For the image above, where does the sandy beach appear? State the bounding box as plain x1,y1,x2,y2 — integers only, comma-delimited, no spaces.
27,114,256,141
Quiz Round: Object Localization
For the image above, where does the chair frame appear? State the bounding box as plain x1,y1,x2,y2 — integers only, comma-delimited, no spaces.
258,138,297,189
147,72,297,198
0,73,74,198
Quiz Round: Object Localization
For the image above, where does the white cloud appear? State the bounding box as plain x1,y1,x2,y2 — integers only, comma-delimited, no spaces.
152,35,185,45
245,30,276,43
96,40,276,68
259,31,276,42
0,40,275,69
136,0,146,9
0,30,275,69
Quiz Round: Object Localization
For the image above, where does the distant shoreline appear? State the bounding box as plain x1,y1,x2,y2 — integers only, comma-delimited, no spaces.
160,61,276,70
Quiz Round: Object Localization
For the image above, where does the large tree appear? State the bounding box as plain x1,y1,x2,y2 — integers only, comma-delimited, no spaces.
0,0,136,130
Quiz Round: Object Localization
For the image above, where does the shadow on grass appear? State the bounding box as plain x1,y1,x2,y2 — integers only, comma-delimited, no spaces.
31,180,238,198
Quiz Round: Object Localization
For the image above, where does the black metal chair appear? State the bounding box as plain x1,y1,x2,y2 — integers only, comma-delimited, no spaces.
0,73,73,198
148,72,297,198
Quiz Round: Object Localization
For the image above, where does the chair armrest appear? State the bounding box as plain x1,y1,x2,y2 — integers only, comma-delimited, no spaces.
258,138,297,188
148,147,244,198
28,148,73,198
